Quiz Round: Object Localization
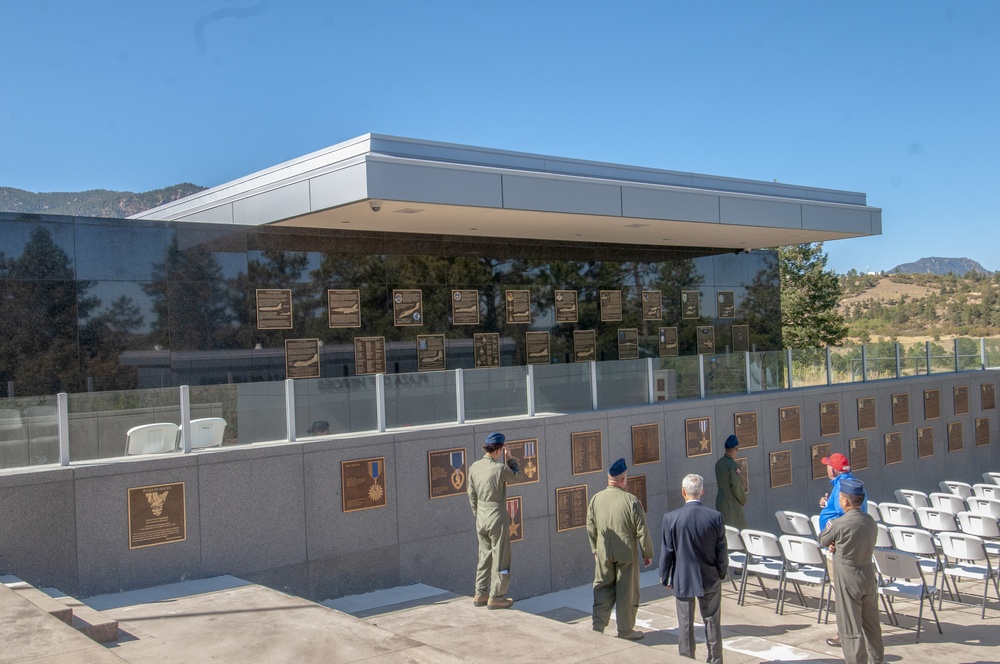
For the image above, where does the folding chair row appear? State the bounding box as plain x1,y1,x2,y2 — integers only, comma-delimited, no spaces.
734,528,831,623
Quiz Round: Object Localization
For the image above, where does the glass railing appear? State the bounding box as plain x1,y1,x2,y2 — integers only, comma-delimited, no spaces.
533,363,593,414
0,395,58,468
657,356,702,400
791,348,828,387
703,353,748,397
749,351,786,393
293,376,376,438
384,371,457,429
596,359,649,409
463,366,528,421
67,387,180,461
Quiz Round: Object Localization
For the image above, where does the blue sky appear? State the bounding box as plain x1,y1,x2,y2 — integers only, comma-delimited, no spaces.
2,1,997,274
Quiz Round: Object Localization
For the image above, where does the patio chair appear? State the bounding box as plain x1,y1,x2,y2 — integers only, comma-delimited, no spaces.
777,535,831,622
957,511,1000,558
973,483,1000,501
878,502,918,528
939,481,974,501
966,497,1000,521
810,514,822,538
873,549,942,641
866,501,881,522
725,526,746,592
916,507,960,543
937,532,1000,618
982,471,1000,487
738,529,784,606
889,525,955,600
895,489,931,510
125,423,180,455
181,417,227,449
875,523,893,549
775,510,814,537
929,492,966,516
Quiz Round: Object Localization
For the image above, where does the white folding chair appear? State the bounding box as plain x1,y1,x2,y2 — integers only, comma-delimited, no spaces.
725,526,746,592
938,532,1000,618
957,511,1000,558
929,492,967,516
983,472,1000,487
873,549,942,641
738,529,784,606
125,423,180,455
875,523,893,549
916,507,960,541
895,489,931,510
810,514,822,538
777,535,831,621
967,497,1000,521
878,502,918,528
181,417,227,449
866,501,881,522
973,483,1000,501
890,526,955,600
775,510,814,537
939,481,974,501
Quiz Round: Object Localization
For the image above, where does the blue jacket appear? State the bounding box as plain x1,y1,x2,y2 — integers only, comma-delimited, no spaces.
659,500,727,598
819,472,867,531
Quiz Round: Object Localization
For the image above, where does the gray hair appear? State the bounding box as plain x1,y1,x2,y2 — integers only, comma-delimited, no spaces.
682,474,704,497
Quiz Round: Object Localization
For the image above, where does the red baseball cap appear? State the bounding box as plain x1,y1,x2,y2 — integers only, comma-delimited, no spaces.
821,452,850,472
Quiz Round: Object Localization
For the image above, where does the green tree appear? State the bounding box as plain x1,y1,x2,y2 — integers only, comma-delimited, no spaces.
778,243,848,349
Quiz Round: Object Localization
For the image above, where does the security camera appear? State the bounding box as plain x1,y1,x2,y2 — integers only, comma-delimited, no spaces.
369,200,382,212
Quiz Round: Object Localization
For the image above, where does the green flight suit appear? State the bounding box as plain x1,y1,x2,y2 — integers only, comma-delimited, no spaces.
468,453,518,599
714,454,747,530
587,485,654,634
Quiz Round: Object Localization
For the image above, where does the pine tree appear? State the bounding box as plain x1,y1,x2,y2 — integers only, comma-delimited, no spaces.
778,243,848,349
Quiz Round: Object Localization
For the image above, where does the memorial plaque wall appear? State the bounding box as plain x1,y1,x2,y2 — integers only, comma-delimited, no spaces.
734,411,759,448
811,443,831,480
641,290,662,320
954,386,969,415
571,431,603,475
681,290,700,319
555,485,588,532
600,290,623,322
526,331,551,365
554,290,579,323
892,394,910,425
506,439,540,484
917,427,934,458
127,482,186,549
820,402,841,437
659,327,679,357
779,406,802,443
631,423,660,465
618,328,639,360
924,390,941,420
416,334,446,371
947,422,963,452
573,330,597,362
355,337,387,374
392,289,423,326
507,497,524,542
769,450,792,489
505,290,531,324
857,397,877,431
328,289,361,328
428,448,467,499
451,289,480,325
976,418,990,446
982,383,996,411
285,339,320,379
685,417,712,457
625,475,648,512
342,457,387,512
884,432,903,465
255,288,293,330
473,333,501,368
849,437,869,471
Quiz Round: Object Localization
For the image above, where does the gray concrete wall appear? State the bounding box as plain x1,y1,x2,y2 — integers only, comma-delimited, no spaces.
2,371,998,601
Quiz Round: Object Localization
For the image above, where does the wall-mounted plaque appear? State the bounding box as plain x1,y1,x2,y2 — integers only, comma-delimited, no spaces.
697,326,715,354
885,432,903,465
451,289,480,325
618,328,639,360
342,457,387,512
685,417,712,457
554,290,579,323
555,484,588,532
849,437,869,471
428,448,467,499
820,402,841,437
732,325,749,352
625,475,648,513
659,327,679,357
392,289,423,326
681,290,700,319
811,443,832,480
976,418,990,446
571,430,603,475
255,288,293,330
734,411,759,448
892,393,910,425
631,423,660,465
735,457,749,494
573,330,597,362
526,331,551,365
779,406,802,443
954,386,970,415
417,334,446,372
769,450,792,489
857,397,877,431
327,289,361,328
128,482,186,549
718,291,736,318
600,290,623,322
947,422,963,452
982,383,996,411
505,290,531,324
641,290,662,320
917,426,934,458
506,439,540,485
473,333,501,368
354,336,387,375
285,339,321,379
924,389,941,420
507,496,523,543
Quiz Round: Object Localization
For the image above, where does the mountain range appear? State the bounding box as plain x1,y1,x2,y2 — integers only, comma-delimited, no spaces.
888,257,991,276
0,184,206,218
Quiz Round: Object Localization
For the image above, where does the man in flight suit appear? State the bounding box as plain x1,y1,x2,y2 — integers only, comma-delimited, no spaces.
587,458,654,640
714,434,747,529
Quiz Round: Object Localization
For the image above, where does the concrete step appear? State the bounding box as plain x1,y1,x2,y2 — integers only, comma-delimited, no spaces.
3,579,73,625
43,588,120,643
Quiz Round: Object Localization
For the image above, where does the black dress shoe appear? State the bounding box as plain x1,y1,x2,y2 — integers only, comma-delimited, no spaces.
826,637,841,648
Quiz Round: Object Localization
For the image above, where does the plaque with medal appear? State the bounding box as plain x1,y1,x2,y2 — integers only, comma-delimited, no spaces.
342,457,387,512
428,448,467,499
685,417,712,457
507,496,524,543
506,439,540,485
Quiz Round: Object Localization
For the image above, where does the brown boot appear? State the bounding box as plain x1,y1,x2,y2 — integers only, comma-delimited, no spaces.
617,629,644,641
488,597,514,610
473,594,488,607
826,636,841,648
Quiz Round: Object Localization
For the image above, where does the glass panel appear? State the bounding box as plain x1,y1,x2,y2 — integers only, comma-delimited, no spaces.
293,376,377,437
384,371,457,429
463,366,528,421
986,339,1000,369
230,381,288,444
656,356,702,400
704,353,747,397
533,363,593,414
67,387,180,461
829,345,863,384
188,384,239,446
791,348,828,387
864,341,899,381
899,342,929,377
930,341,955,374
748,351,786,393
956,338,982,371
596,359,648,409
0,395,58,468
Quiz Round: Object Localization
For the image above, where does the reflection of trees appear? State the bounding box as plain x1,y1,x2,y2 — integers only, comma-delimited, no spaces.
79,295,144,390
658,258,705,355
737,256,782,351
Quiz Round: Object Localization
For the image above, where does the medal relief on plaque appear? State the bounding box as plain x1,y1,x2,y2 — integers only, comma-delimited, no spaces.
917,426,934,459
685,417,712,458
697,326,715,355
526,331,551,365
571,430,603,475
631,423,660,465
473,333,501,368
732,325,749,352
506,439,540,485
128,482,186,549
735,457,749,494
451,289,480,326
625,475,648,513
555,484,588,532
392,289,423,327
327,289,361,328
769,450,792,489
849,437,869,471
924,389,941,420
811,443,831,480
659,327,679,357
573,330,597,362
734,411,759,448
779,406,802,443
354,336,387,375
618,328,639,360
892,393,910,425
982,383,996,411
857,397,877,431
256,288,293,330
954,386,970,415
717,291,736,319
641,290,662,320
342,457,387,512
600,290,623,322
505,290,532,324
976,418,990,446
681,290,700,319
417,334,446,372
507,496,524,543
428,448,467,499
820,402,841,437
947,422,963,452
885,432,903,465
285,338,320,379
555,290,579,323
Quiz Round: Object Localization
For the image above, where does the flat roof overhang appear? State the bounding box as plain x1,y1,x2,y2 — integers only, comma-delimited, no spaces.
132,134,881,251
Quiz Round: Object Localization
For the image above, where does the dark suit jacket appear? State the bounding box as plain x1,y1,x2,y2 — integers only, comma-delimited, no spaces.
659,500,728,598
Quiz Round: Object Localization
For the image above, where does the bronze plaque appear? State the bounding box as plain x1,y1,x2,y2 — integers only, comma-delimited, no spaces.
392,289,423,326
685,417,712,458
625,475,648,513
127,482,186,550
947,422,963,452
885,432,903,465
732,325,749,352
285,338,321,379
924,389,941,420
892,393,910,425
849,437,869,471
734,412,759,448
507,496,524,543
451,289,480,325
811,443,831,480
631,423,660,465
658,327,679,357
417,334,446,372
769,450,792,489
327,289,361,328
697,326,715,354
917,426,934,459
820,401,841,437
618,328,639,360
735,457,749,494
600,290,623,322
641,290,662,320
954,386,970,415
342,457,387,512
428,448,467,499
526,331,551,365
681,290,700,319
857,397,877,431
505,289,531,324
717,291,736,318
573,330,597,362
779,406,802,443
354,336,387,375
555,290,579,323
506,438,540,485
571,430,603,475
255,288,293,330
555,484,588,532
982,383,996,411
473,333,501,368
976,418,990,446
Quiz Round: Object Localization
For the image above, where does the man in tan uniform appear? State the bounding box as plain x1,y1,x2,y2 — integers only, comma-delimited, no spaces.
714,434,747,529
587,458,653,640
467,431,520,609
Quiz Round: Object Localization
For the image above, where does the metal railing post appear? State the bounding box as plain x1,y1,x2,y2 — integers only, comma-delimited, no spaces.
786,349,794,390
456,368,465,424
895,343,901,378
925,341,932,376
647,357,656,404
982,337,988,370
285,379,297,441
590,361,598,410
861,345,868,382
825,346,833,385
180,385,192,453
375,374,386,432
57,393,69,466
745,352,752,395
954,338,961,373
699,354,706,399
526,365,536,417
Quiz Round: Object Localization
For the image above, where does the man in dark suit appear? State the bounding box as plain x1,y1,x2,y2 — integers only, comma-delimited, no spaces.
659,473,727,664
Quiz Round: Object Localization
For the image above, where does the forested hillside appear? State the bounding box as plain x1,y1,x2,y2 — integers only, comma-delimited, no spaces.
0,184,206,218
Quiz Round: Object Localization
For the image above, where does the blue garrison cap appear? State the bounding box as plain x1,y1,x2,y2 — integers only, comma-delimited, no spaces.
609,458,627,477
485,432,506,446
724,435,740,449
841,478,865,496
